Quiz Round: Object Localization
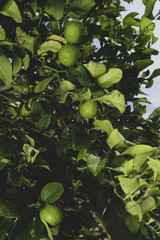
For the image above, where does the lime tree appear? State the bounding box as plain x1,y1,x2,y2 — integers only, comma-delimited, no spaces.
64,20,85,44
58,44,80,67
39,204,63,227
79,101,98,119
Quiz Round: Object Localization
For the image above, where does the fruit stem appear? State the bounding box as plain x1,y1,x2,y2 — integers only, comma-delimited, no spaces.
41,219,54,240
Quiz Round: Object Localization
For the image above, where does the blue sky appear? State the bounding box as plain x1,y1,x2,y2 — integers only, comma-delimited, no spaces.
122,0,160,118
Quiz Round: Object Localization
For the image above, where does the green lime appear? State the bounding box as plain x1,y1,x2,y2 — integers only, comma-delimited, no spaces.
58,44,80,67
39,204,63,227
64,20,85,44
79,101,98,119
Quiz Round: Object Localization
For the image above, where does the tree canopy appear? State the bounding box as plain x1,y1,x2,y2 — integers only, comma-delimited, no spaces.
0,0,160,239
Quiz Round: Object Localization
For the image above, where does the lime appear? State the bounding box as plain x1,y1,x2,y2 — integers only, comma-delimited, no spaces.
58,44,80,67
79,101,98,119
39,204,63,227
64,20,85,44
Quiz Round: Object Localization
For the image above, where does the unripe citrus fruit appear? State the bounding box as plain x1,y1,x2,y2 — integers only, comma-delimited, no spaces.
79,101,98,119
58,44,80,67
64,20,85,44
39,204,63,227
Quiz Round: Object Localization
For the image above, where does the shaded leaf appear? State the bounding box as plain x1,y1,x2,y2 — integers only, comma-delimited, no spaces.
41,182,64,203
37,114,52,131
125,201,142,220
45,0,66,20
134,59,154,72
70,0,95,13
125,214,140,233
12,54,22,74
9,217,44,240
68,65,91,87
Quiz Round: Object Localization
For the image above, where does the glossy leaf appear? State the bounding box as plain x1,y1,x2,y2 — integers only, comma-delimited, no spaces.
41,182,64,203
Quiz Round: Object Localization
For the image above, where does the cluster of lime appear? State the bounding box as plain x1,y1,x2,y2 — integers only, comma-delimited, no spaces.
58,20,85,67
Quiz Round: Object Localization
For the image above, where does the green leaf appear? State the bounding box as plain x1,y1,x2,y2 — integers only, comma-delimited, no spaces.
123,16,140,27
72,88,91,102
0,0,13,11
97,90,125,113
0,55,12,86
23,54,30,70
93,119,113,135
149,107,160,119
134,150,155,172
123,159,134,176
140,196,156,215
125,201,142,220
107,129,125,150
0,1,22,23
148,158,160,180
84,61,106,78
55,80,75,96
41,182,64,203
34,76,54,93
8,170,23,187
47,34,67,44
9,217,44,240
70,0,95,13
134,59,154,72
121,144,153,157
87,154,108,176
125,214,140,233
0,26,6,40
0,200,21,218
143,0,156,18
150,68,160,79
37,114,52,131
118,176,147,196
68,65,92,87
45,0,66,20
0,218,13,240
16,27,35,53
60,123,91,150
97,68,123,89
23,144,39,164
12,54,22,75
140,17,153,31
38,40,62,53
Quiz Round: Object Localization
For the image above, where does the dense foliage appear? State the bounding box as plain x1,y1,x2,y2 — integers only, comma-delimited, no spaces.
0,0,160,239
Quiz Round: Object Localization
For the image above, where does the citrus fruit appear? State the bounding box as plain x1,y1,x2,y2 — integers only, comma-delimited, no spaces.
58,44,80,67
79,101,98,119
39,204,63,227
64,20,85,44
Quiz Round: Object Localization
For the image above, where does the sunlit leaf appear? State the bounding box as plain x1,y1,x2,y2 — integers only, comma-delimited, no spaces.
0,55,12,86
0,1,22,23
